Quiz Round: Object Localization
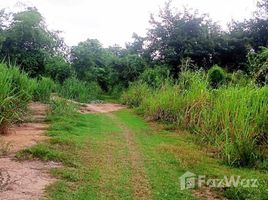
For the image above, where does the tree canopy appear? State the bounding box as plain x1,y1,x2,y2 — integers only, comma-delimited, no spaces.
0,0,268,89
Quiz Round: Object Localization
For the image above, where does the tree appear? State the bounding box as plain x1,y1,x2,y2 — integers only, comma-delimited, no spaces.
257,0,268,18
145,2,222,77
71,39,106,79
71,39,115,91
0,7,66,77
126,33,145,55
211,21,251,72
45,56,73,84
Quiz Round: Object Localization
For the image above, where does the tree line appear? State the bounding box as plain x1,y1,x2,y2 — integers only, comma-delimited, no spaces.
0,0,267,91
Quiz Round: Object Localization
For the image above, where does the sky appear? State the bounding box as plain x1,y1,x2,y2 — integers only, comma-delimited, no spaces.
0,0,258,47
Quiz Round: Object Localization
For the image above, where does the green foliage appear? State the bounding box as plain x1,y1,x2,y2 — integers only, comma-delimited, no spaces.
45,56,73,84
71,39,106,80
123,70,268,167
207,65,226,88
33,77,55,103
49,98,78,117
248,47,268,86
17,143,63,161
121,81,150,108
58,77,101,103
0,63,34,133
228,70,252,86
0,7,66,77
139,65,170,88
146,2,222,73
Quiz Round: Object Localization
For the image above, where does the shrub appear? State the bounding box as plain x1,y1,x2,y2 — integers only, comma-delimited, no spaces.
200,86,268,166
208,65,226,88
45,56,73,84
58,77,101,103
139,65,170,88
248,47,268,86
255,67,268,86
121,81,150,108
228,70,252,86
49,98,78,117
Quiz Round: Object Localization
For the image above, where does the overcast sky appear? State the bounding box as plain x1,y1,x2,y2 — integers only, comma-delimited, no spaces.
0,0,258,47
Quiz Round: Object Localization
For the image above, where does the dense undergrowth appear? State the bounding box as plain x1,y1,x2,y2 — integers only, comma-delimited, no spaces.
122,70,268,168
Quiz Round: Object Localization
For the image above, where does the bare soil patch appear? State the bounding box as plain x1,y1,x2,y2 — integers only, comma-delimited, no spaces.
3,103,49,154
79,103,125,114
0,102,59,200
0,158,60,200
193,187,229,200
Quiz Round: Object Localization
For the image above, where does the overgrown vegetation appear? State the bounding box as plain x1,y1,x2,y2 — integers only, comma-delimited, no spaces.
33,77,55,103
0,63,35,133
0,0,268,199
18,101,268,200
122,69,268,168
58,77,101,103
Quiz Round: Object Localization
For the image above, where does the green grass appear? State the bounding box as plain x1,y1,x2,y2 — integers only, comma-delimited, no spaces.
33,77,55,103
58,77,102,103
18,100,268,199
115,110,268,200
0,63,36,133
122,71,268,167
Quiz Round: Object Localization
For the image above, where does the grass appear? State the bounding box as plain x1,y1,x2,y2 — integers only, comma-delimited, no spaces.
33,77,55,103
18,99,268,199
0,63,36,133
121,81,151,108
58,77,102,103
122,71,268,168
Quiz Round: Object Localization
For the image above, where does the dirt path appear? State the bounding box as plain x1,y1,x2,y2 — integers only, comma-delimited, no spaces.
0,102,226,200
4,103,49,154
79,103,125,114
80,103,152,200
108,114,152,200
0,102,59,200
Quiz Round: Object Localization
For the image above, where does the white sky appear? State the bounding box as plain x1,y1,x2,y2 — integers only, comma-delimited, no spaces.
0,0,258,47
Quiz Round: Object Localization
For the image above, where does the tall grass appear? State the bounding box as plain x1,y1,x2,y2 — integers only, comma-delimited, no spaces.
122,71,268,167
121,81,151,108
0,63,35,133
58,77,101,103
33,77,55,103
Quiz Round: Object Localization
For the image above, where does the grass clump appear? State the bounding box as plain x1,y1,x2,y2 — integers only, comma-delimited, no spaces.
33,77,55,103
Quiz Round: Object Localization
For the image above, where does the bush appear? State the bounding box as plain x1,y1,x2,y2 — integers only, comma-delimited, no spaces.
139,65,170,88
248,47,268,86
45,56,73,84
208,65,226,88
49,98,78,117
201,86,268,166
228,70,252,86
58,77,101,103
33,77,55,103
121,81,150,108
